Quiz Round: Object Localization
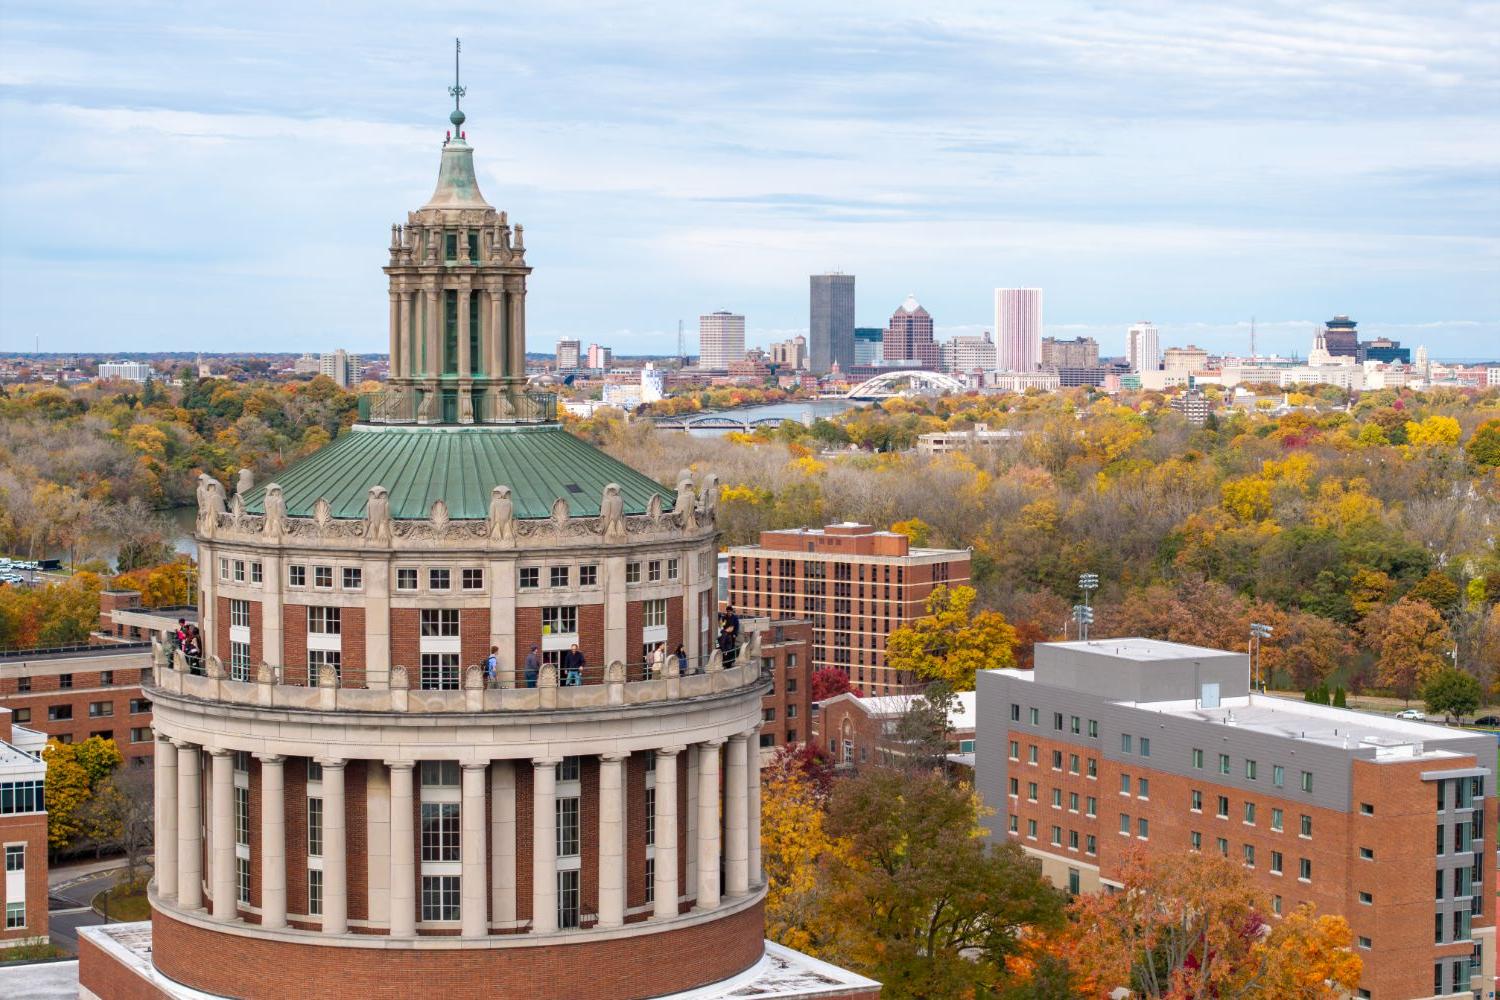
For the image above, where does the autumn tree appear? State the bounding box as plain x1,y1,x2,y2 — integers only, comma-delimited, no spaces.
1468,419,1500,468
1062,850,1361,999
1422,667,1484,723
1366,597,1453,703
816,767,1066,997
760,759,843,953
42,736,124,852
810,666,858,702
82,765,154,885
885,585,1018,691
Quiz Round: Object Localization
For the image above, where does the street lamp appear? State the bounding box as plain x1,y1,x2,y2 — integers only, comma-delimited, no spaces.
1073,604,1094,642
1249,622,1274,693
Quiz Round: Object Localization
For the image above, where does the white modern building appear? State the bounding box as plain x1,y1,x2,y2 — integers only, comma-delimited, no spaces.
941,332,997,376
319,350,362,388
555,339,582,371
98,361,154,383
1126,322,1161,374
994,289,1042,373
699,311,746,370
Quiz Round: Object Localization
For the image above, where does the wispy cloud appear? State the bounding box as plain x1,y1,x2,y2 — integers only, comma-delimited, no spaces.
0,0,1495,356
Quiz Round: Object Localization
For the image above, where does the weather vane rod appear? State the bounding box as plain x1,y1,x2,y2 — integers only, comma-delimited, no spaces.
448,37,467,133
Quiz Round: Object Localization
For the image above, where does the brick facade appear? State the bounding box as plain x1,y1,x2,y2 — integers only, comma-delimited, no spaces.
0,653,154,762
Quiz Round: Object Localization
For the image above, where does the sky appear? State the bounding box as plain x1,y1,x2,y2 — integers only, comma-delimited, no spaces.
1,1,1497,360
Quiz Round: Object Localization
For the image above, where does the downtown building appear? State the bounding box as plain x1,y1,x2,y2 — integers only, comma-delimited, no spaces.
882,295,941,371
78,78,876,1000
994,288,1042,373
809,273,855,374
977,638,1496,1000
1126,321,1160,373
698,311,745,371
726,523,970,695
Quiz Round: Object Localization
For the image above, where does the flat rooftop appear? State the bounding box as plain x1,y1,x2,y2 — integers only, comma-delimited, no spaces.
1046,637,1234,662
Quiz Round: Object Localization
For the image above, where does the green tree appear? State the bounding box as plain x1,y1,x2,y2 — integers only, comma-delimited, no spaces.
817,767,1066,998
1422,668,1483,723
1468,419,1500,468
885,585,1018,691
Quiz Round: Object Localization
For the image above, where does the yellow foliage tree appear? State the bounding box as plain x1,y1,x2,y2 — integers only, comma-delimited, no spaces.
885,585,1017,691
889,517,931,547
1220,477,1272,521
760,765,845,954
1406,414,1461,448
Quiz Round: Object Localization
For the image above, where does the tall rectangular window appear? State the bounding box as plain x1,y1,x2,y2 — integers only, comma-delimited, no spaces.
420,653,460,690
556,797,580,858
308,649,341,686
307,798,324,857
229,599,250,629
557,868,580,929
307,869,323,916
229,641,250,682
443,290,458,374
421,802,461,862
422,874,460,921
469,291,482,375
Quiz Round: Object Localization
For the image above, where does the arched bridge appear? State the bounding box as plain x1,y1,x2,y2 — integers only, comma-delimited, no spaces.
846,369,965,399
655,414,800,432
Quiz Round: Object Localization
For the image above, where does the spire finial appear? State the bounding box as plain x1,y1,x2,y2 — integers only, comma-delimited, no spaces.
448,37,467,133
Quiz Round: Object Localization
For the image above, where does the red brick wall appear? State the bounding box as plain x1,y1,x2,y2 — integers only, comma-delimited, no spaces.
515,607,541,673
625,601,643,663
0,678,153,760
347,761,369,921
249,600,264,666
577,603,604,674
460,608,491,672
342,608,366,689
284,760,309,926
79,931,171,1000
216,596,231,668
626,753,647,910
667,596,683,656
282,604,308,685
580,757,600,923
515,761,533,923
390,608,419,675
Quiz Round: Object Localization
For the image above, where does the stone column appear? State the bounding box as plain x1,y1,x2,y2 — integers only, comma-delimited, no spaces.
210,750,236,919
388,292,401,377
508,283,527,384
498,290,511,381
426,286,442,378
388,761,416,936
155,735,178,901
491,760,517,924
653,746,682,920
320,758,348,934
461,761,488,935
747,733,762,886
725,734,749,896
684,744,698,892
603,555,628,665
175,740,203,910
532,759,559,933
697,739,723,909
257,754,287,929
398,291,413,378
597,753,627,928
458,287,472,379
486,285,502,377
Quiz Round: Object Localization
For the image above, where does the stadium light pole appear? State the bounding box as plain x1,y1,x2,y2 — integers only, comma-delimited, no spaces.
1249,622,1274,694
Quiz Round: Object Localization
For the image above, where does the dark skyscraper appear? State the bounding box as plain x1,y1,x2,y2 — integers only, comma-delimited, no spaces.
810,273,855,373
1322,315,1359,358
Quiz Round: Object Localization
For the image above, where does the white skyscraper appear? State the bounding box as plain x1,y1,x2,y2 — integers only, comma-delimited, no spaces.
1126,321,1161,373
994,288,1042,372
698,311,745,370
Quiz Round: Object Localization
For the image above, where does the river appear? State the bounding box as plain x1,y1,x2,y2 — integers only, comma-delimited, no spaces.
662,397,867,435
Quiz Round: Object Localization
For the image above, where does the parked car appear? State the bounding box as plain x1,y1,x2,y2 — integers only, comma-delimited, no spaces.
1473,716,1500,727
1395,709,1426,721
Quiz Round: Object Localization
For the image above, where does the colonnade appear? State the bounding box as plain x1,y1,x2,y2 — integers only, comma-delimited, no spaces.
152,730,762,937
387,280,526,384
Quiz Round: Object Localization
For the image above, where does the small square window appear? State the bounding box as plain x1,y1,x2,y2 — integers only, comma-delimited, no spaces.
251,561,263,583
1360,802,1374,816
580,565,598,586
1358,891,1372,904
289,564,306,587
313,565,333,588
667,558,679,580
626,562,641,584
397,567,418,590
519,567,540,589
1359,846,1374,860
342,567,362,590
550,566,569,588
462,568,484,590
429,568,450,591
647,560,661,582
232,559,245,582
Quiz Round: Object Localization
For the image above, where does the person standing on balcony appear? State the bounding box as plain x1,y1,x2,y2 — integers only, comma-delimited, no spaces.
523,645,540,688
563,643,585,686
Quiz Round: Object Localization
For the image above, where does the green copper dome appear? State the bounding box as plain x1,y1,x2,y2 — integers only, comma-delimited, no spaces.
240,425,676,521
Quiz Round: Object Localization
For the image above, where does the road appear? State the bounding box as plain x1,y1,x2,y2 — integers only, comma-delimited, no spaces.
47,861,141,956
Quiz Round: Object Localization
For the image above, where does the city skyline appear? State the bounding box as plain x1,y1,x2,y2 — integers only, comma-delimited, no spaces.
0,3,1496,359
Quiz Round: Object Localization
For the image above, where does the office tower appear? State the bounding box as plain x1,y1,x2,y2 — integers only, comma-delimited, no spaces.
555,338,581,371
1358,337,1410,364
1040,337,1100,369
97,360,154,383
1163,345,1210,373
770,335,807,370
809,273,856,374
1126,322,1161,373
727,522,971,695
941,332,996,375
585,343,613,369
994,288,1043,372
1322,315,1359,358
977,638,1496,1000
882,295,941,370
853,327,883,366
319,349,362,388
698,311,745,370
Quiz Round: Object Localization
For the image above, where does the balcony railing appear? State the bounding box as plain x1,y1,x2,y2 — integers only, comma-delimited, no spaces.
359,386,557,425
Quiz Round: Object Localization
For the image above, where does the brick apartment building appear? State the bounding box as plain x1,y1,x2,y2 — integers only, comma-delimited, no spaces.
0,706,48,949
977,638,1497,1000
0,645,156,766
727,522,970,696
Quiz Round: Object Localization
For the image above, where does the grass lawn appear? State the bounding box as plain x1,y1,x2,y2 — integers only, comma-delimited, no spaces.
93,881,151,921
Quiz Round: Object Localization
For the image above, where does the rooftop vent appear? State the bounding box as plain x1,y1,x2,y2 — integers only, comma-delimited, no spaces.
564,483,583,494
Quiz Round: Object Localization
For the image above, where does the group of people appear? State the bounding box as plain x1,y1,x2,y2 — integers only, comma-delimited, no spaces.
478,609,746,689
172,617,203,667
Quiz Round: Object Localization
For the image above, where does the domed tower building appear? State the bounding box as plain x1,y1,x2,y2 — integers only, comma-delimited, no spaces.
78,66,878,1000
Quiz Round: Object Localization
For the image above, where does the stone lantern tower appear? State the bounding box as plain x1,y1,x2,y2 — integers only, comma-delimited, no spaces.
76,49,878,1000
